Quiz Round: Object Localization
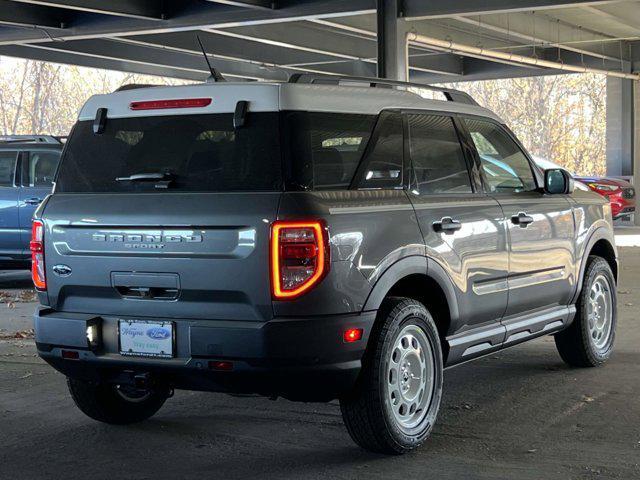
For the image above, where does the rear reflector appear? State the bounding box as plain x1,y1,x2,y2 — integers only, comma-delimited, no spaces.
271,220,329,299
343,328,363,343
129,98,212,110
61,350,79,360
209,361,233,371
30,220,46,290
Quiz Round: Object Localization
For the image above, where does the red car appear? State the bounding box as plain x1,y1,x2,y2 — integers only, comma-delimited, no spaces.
535,158,636,219
575,176,636,219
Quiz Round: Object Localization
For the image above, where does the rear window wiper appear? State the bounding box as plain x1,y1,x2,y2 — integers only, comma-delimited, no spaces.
115,172,175,189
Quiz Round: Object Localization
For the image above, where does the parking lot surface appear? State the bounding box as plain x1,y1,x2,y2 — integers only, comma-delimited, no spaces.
1,250,639,480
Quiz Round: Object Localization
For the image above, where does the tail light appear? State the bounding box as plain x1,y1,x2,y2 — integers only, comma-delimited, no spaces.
30,219,46,290
271,220,329,299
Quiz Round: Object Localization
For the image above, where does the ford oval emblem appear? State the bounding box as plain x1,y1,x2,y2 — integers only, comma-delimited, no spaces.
146,327,171,340
52,264,72,277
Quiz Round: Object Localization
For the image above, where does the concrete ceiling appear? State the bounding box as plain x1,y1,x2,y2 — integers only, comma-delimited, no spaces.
0,0,637,82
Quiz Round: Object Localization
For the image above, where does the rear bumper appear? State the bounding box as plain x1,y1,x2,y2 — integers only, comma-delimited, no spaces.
34,307,376,402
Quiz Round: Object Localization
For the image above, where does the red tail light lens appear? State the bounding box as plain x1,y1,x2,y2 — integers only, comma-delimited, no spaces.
271,220,329,299
129,98,212,110
30,219,46,290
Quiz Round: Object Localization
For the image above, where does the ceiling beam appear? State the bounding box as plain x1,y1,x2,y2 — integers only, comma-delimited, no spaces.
0,38,310,81
411,58,563,83
0,44,206,80
205,0,275,9
580,5,640,35
0,0,374,45
7,0,168,20
122,31,377,76
452,14,624,62
402,0,624,20
0,0,64,29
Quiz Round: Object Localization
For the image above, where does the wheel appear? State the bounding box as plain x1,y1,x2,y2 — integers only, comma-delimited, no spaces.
340,297,443,454
555,256,617,367
67,377,169,425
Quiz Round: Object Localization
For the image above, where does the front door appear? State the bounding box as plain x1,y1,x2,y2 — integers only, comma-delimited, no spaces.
0,150,20,260
462,117,575,322
406,112,509,357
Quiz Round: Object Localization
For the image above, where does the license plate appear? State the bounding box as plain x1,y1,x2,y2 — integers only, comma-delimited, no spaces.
119,320,174,358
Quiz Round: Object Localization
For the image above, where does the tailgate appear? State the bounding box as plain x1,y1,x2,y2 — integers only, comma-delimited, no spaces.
41,192,280,322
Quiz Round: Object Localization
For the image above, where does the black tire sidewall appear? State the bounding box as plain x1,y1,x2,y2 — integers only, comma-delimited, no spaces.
375,301,444,449
579,257,617,363
68,378,167,424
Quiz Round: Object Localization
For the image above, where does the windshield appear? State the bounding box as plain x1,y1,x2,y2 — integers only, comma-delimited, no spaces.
56,113,282,193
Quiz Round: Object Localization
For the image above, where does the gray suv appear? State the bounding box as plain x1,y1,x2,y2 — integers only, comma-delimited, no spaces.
33,76,617,454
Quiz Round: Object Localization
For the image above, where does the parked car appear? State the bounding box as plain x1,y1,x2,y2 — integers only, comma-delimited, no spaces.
0,135,62,268
535,157,635,219
32,76,618,455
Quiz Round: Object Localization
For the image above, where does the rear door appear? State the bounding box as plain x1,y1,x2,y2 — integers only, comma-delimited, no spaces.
462,117,575,322
42,111,283,322
0,150,20,259
18,149,60,255
406,112,509,358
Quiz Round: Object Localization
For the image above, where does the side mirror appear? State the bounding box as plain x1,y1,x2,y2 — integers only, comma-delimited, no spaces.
544,168,574,194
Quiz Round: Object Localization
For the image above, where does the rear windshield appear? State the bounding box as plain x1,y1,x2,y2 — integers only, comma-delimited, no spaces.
56,113,282,193
56,111,379,193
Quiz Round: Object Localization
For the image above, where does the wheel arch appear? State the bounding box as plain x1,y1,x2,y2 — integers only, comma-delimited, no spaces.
363,256,459,360
572,227,618,304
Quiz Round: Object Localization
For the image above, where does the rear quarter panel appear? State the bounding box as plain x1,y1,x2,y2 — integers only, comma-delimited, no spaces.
273,190,424,317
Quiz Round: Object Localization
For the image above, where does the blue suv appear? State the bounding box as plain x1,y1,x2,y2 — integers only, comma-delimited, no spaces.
0,135,62,268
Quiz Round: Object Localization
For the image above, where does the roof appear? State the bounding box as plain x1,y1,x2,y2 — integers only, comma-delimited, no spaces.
0,135,64,147
77,82,503,122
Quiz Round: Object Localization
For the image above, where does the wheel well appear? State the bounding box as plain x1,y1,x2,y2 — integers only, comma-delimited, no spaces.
386,274,451,359
589,239,617,280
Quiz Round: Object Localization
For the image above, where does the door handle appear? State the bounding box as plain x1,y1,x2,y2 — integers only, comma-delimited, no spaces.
511,212,534,227
24,198,42,205
433,216,462,234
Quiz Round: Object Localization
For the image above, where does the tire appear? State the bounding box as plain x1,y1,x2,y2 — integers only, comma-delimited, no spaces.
67,378,169,425
555,255,617,367
340,297,443,454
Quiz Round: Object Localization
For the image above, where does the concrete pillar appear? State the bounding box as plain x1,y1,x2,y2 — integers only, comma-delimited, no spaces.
634,81,640,225
376,0,408,81
606,77,634,178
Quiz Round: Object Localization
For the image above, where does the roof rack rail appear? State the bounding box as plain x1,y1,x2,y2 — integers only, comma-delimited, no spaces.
288,74,478,106
0,135,62,145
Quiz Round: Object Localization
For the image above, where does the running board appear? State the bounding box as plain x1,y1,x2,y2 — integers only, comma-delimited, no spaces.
445,305,576,367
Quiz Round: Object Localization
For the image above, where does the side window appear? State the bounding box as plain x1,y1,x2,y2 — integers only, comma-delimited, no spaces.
464,118,537,193
357,113,404,189
24,151,61,187
408,114,472,195
0,151,17,187
285,112,377,191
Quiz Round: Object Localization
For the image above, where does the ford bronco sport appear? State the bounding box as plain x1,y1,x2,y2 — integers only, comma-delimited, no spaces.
33,75,617,454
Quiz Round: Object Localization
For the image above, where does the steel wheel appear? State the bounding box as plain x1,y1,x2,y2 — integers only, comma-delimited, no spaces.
587,273,613,350
385,324,435,432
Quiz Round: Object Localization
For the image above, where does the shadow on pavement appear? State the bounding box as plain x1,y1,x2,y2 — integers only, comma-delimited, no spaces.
0,269,33,290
